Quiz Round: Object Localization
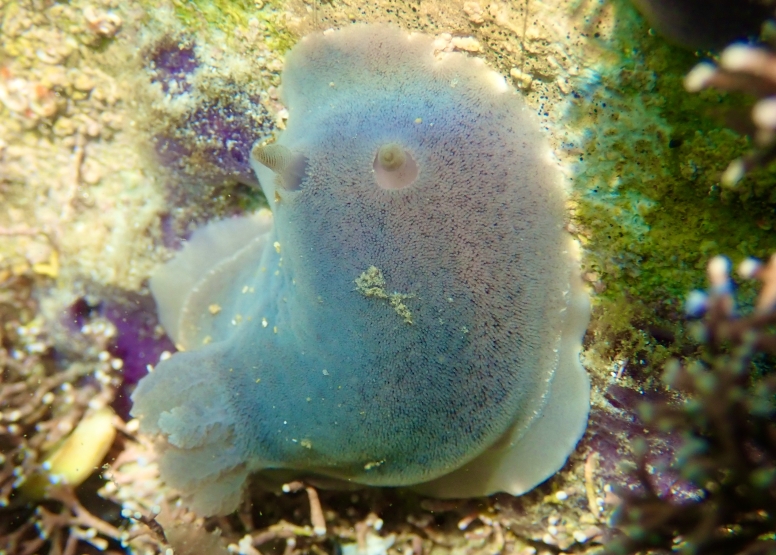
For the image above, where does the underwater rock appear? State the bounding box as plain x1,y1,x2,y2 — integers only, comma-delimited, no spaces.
142,36,276,188
67,295,175,384
588,385,699,503
100,296,175,386
148,38,198,94
66,294,175,418
628,0,772,50
131,24,590,516
21,407,117,499
152,98,268,187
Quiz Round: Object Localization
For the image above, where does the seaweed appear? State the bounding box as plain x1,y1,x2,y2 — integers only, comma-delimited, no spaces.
0,274,128,555
607,255,776,555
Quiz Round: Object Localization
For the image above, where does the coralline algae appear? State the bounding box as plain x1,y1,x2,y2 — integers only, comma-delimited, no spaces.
131,24,590,516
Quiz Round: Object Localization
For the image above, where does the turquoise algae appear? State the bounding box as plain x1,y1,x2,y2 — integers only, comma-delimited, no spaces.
130,24,590,516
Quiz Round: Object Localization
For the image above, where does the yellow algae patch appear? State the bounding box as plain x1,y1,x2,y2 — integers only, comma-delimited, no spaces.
354,266,414,325
22,407,116,499
363,459,385,471
31,250,59,278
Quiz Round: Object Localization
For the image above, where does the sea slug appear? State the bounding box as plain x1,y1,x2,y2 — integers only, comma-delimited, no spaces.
131,24,590,515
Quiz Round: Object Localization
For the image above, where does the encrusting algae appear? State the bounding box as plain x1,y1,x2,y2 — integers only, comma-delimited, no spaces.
2,0,776,554
354,266,414,326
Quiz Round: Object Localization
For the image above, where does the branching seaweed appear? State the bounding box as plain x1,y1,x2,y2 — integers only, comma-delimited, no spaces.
607,255,776,555
0,274,127,555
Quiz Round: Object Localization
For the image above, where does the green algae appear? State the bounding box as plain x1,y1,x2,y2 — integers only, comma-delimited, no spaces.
260,0,297,53
572,0,776,369
171,0,256,29
160,0,295,52
234,181,270,212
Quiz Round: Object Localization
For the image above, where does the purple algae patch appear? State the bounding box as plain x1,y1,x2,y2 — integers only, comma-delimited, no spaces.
100,295,175,386
149,39,198,94
66,294,176,419
584,383,701,504
104,295,175,419
142,37,276,191
159,212,185,250
66,296,101,332
153,98,267,187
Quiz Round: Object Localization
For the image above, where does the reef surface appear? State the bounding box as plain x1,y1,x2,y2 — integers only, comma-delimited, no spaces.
1,0,775,554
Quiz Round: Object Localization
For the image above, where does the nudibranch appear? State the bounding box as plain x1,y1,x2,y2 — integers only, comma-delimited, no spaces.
131,24,590,515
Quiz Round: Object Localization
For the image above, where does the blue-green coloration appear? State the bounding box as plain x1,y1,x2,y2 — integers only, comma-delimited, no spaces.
131,25,589,515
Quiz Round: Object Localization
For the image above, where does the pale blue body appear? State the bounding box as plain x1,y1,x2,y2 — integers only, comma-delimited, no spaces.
131,26,584,515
